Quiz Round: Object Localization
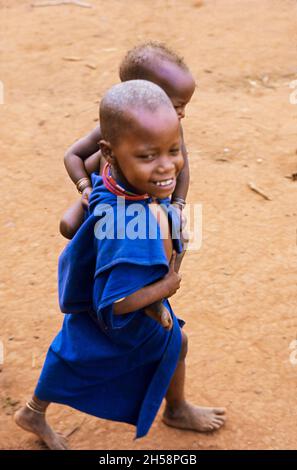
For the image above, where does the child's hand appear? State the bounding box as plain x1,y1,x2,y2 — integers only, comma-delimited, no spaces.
163,251,182,297
81,186,92,210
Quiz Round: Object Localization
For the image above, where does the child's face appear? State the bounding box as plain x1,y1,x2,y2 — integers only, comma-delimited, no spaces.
152,62,196,120
103,106,184,199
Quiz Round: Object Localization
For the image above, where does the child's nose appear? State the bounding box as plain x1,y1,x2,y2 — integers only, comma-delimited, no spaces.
156,156,175,173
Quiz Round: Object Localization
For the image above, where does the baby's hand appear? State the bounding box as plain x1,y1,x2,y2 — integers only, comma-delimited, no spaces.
81,186,93,210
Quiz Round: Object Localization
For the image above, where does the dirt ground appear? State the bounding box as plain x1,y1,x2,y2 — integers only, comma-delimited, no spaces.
1,0,297,450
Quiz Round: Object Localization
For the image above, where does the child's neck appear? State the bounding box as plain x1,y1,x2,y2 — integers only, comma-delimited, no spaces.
103,163,149,201
110,166,138,194
106,164,168,203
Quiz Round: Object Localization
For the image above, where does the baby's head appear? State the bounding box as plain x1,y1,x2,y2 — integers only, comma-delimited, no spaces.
100,80,184,199
119,42,195,120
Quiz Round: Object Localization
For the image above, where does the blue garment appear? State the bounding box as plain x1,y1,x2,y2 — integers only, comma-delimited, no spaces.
35,175,185,439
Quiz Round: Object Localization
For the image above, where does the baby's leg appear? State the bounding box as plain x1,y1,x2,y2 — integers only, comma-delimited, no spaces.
60,200,85,240
144,301,172,330
163,331,226,432
14,396,68,450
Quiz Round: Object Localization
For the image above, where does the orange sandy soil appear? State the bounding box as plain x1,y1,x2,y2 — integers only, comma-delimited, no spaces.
1,0,297,450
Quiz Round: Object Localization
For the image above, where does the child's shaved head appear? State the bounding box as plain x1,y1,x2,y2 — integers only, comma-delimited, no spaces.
119,41,189,82
118,42,195,121
100,79,174,144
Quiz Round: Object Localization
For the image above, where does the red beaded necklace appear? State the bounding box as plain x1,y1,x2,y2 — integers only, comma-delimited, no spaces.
102,162,150,201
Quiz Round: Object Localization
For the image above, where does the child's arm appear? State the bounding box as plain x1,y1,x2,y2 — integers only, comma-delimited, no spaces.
113,252,181,315
64,126,101,185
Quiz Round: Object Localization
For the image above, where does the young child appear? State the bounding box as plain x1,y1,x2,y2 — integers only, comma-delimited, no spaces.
61,42,195,330
14,81,226,450
60,42,196,239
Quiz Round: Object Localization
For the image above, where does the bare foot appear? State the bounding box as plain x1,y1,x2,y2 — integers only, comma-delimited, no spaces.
163,402,226,432
145,304,173,330
14,406,68,450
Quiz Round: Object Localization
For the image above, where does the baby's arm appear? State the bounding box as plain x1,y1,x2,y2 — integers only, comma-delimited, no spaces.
59,150,102,240
171,135,189,252
113,252,181,316
171,133,189,203
84,150,103,175
60,133,102,240
170,130,189,272
64,126,101,185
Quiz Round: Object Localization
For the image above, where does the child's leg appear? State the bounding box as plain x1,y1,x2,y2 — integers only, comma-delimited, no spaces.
163,331,226,432
14,395,68,450
60,200,85,240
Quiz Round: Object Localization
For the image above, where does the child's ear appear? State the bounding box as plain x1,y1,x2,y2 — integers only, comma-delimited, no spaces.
99,140,115,164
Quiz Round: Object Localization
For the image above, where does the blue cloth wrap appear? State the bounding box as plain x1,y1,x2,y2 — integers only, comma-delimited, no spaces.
35,174,185,439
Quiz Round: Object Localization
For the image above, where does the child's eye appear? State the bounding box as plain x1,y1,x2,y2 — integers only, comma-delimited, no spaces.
137,154,155,161
170,148,180,156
